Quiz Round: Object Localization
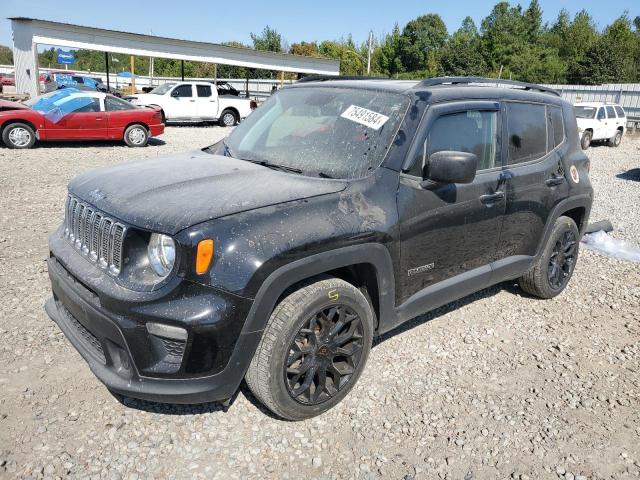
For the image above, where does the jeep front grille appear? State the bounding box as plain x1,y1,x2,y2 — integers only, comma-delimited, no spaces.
64,195,126,276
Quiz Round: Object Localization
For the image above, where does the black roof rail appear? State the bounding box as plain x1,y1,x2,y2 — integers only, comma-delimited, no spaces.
297,75,387,83
418,76,561,97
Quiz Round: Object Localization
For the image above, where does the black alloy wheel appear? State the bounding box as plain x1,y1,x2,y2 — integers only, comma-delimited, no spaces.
547,230,577,291
284,304,364,405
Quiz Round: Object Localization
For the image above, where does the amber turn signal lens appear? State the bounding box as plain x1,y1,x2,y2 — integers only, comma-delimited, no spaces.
196,239,214,274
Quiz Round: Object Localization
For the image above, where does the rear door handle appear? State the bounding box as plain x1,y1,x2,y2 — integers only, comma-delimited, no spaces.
480,191,505,204
545,177,565,187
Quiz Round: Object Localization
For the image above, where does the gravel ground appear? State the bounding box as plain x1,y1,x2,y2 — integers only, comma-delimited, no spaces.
0,127,639,480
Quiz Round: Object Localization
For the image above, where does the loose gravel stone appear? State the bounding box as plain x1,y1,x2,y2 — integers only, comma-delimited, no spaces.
0,128,639,479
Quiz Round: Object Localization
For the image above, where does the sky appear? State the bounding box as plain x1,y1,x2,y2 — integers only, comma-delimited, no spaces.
1,0,638,50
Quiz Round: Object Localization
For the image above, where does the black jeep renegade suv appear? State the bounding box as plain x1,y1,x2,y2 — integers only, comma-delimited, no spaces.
46,77,593,420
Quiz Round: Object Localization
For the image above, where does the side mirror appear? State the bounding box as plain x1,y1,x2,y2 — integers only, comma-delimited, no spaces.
170,90,179,98
422,151,478,185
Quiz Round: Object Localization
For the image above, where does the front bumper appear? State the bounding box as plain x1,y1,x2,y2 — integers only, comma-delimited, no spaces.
46,241,262,404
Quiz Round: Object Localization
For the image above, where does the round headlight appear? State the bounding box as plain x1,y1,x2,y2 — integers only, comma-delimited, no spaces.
148,233,175,277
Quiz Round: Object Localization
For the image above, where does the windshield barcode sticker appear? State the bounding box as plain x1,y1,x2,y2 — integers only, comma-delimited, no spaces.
340,105,389,130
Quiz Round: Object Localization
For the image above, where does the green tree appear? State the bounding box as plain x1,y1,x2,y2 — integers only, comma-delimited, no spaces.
551,10,600,83
376,24,403,76
480,2,527,77
523,0,543,42
289,42,320,57
600,14,638,82
318,37,366,75
251,26,283,53
0,45,12,65
440,18,486,76
577,39,623,84
398,14,448,73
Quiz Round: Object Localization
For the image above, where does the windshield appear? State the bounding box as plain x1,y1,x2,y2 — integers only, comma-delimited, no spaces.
575,106,596,119
149,83,176,95
221,86,409,179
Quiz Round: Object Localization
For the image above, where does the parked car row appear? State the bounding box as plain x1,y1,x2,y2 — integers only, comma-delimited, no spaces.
39,71,121,96
2,76,630,153
0,77,262,148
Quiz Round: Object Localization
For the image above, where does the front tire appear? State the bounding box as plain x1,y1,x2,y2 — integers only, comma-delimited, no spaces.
608,130,623,147
124,124,149,147
518,216,580,299
245,277,374,420
580,131,592,150
2,123,36,149
219,109,238,127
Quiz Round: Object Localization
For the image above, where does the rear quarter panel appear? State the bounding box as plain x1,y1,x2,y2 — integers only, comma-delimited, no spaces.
218,97,252,118
108,108,162,139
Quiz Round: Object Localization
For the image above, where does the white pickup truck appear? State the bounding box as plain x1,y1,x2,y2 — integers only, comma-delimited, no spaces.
126,81,255,126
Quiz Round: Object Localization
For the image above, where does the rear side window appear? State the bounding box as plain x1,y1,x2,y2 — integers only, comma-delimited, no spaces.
407,110,498,176
606,106,616,118
549,105,565,148
172,85,193,98
614,106,626,117
506,102,547,165
105,96,135,111
197,85,212,97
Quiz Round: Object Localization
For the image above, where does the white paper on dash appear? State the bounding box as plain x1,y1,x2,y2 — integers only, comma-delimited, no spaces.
340,105,389,130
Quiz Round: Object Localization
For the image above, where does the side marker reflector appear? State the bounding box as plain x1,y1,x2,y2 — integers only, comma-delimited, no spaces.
196,239,214,274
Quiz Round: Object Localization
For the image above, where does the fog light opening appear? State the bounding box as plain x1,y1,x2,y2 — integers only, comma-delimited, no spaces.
146,322,188,341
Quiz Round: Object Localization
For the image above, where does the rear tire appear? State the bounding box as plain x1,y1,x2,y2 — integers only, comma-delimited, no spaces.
518,216,580,299
580,131,592,150
124,124,149,147
608,130,623,147
2,122,36,149
219,109,238,127
245,277,374,421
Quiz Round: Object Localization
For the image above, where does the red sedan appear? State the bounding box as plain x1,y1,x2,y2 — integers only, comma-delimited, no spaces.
0,88,164,149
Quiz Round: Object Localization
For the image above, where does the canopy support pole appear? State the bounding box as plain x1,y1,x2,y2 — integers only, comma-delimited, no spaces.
105,52,110,90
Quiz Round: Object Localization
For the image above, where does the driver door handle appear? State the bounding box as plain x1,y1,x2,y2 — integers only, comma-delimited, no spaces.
480,191,504,204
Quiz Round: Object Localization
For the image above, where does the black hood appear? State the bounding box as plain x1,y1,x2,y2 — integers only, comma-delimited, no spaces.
68,150,347,235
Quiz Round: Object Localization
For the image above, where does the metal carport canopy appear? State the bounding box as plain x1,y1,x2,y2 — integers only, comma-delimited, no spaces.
9,17,340,97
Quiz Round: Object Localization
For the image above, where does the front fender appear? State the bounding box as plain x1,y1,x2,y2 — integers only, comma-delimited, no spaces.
240,243,396,334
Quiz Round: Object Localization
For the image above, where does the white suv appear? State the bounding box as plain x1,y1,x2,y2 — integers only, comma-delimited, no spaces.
575,102,626,150
126,82,255,126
